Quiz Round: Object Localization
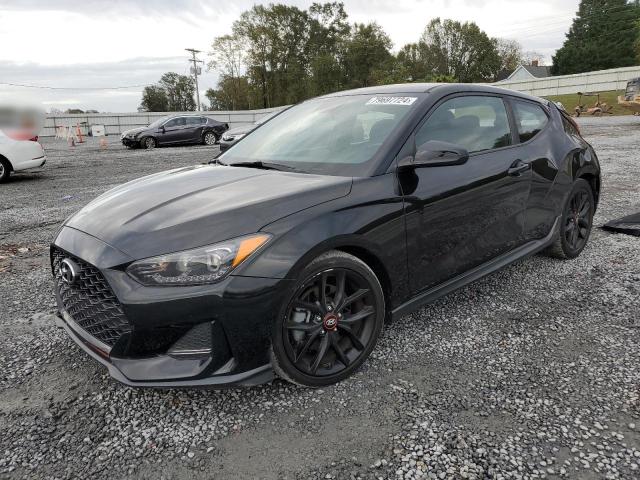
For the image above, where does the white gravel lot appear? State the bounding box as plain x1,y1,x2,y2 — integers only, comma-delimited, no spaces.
0,117,638,479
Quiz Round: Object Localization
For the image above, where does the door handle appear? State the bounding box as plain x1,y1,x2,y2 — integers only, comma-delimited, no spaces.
508,161,530,176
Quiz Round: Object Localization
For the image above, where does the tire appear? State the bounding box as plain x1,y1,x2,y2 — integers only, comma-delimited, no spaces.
0,158,11,183
270,250,385,387
142,137,156,149
203,131,217,146
543,179,594,259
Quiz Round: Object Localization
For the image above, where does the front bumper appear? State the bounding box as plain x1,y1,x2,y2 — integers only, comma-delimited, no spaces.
52,226,293,388
121,137,139,147
218,139,237,152
55,311,273,387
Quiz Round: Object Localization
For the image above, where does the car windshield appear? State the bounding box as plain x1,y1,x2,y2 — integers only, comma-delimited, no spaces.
148,116,170,128
220,94,421,176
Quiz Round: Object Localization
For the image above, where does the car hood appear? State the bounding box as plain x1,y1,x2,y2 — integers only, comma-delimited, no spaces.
66,165,352,259
122,127,147,136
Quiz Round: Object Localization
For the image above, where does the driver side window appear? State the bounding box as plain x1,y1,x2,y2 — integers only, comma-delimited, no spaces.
415,96,512,153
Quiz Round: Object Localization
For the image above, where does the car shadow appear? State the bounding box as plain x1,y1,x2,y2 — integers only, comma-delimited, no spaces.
4,172,46,184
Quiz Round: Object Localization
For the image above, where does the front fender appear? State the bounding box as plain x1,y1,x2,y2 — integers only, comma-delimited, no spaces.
232,174,410,308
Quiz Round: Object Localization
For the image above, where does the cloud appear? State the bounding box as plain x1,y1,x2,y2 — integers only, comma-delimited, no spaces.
1,0,209,16
0,57,219,112
0,0,580,111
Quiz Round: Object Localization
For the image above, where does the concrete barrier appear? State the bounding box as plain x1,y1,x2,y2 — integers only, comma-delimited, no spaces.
42,107,285,137
495,66,640,97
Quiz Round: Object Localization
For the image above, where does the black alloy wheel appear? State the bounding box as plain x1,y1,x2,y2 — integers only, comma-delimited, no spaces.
271,251,385,387
545,178,594,259
565,188,591,252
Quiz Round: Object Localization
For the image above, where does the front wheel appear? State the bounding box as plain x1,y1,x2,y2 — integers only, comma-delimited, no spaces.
142,137,156,149
203,131,217,146
544,179,594,259
270,251,385,387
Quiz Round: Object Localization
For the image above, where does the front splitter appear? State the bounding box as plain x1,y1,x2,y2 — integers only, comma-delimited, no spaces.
55,313,274,389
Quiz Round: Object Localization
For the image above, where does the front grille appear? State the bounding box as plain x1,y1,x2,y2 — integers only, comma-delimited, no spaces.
52,247,131,347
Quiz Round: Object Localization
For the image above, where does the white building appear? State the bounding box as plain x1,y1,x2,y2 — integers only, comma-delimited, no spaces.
503,61,552,81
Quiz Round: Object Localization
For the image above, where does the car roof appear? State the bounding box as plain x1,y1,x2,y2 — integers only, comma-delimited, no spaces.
321,83,440,97
319,83,548,105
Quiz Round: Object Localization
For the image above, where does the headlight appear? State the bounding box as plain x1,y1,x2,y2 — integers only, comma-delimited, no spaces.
224,133,244,141
126,233,271,286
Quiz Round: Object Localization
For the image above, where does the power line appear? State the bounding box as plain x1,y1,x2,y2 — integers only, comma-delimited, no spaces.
494,4,639,37
514,18,640,40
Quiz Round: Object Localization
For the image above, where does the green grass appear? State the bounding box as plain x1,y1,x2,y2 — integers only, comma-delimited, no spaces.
544,90,632,116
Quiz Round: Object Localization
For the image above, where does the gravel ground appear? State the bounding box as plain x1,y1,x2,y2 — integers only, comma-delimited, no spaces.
0,117,639,480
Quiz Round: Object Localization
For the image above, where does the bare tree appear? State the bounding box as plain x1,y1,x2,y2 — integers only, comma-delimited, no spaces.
496,39,524,72
523,51,546,66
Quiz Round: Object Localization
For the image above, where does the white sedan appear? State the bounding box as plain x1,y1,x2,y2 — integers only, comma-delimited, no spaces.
0,130,46,183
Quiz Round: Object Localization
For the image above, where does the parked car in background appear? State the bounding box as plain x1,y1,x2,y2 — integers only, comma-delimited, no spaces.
0,130,46,183
52,83,600,388
121,115,228,149
219,109,284,152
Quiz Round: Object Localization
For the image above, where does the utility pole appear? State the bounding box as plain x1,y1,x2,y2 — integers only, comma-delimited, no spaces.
185,48,204,111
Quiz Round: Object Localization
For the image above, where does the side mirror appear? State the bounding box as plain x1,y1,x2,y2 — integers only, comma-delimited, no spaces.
399,140,469,169
159,126,166,133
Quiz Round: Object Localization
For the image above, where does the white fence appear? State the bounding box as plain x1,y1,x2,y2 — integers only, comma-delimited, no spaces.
42,107,284,137
41,66,640,136
496,65,640,97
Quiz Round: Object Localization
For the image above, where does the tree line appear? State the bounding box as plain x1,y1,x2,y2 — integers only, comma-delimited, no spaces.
203,3,536,110
139,0,640,112
552,0,640,75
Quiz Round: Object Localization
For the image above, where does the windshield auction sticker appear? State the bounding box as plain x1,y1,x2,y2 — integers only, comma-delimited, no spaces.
366,96,417,106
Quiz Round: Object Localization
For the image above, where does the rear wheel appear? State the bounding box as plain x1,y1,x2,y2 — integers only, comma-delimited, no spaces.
544,179,594,259
203,131,217,146
0,158,11,183
142,137,156,149
271,251,385,387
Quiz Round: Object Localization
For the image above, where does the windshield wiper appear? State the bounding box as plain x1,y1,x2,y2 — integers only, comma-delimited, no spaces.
228,161,299,172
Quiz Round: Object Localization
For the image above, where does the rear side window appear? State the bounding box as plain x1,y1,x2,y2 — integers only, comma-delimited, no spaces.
561,115,579,136
512,101,548,142
186,117,202,125
558,110,580,137
415,96,512,153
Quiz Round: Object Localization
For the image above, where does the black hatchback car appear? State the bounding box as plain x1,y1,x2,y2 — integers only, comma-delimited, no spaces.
52,84,600,388
121,115,228,149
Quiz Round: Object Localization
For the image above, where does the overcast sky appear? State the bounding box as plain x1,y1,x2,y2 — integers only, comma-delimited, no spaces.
0,0,580,112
